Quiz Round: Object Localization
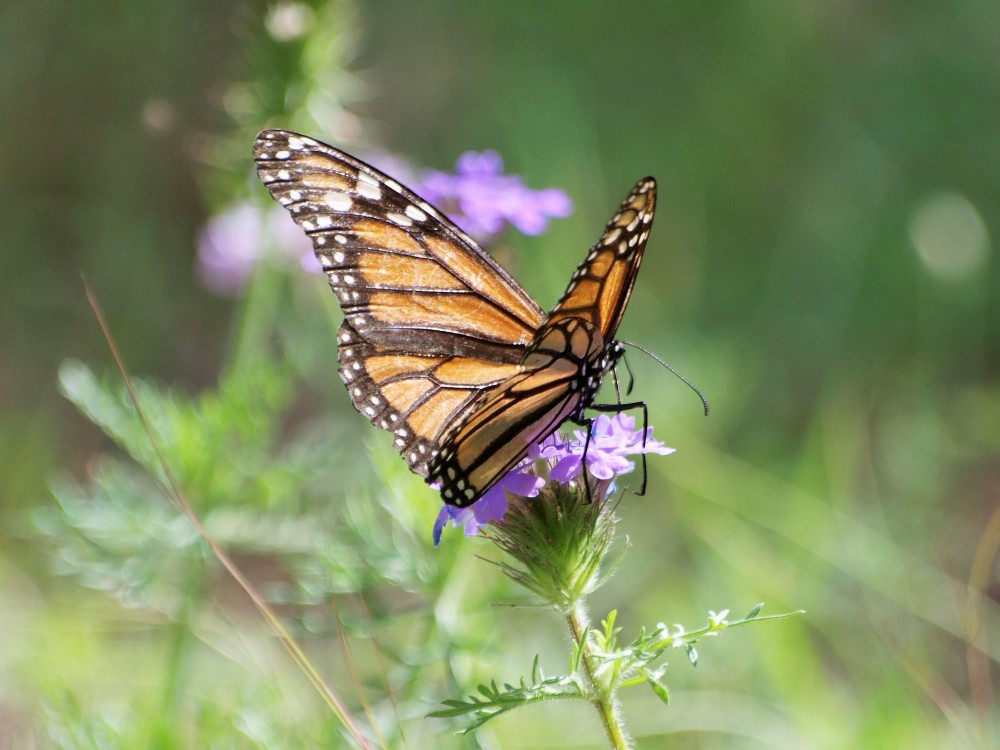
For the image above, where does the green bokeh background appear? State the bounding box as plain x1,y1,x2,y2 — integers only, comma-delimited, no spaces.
2,1,998,747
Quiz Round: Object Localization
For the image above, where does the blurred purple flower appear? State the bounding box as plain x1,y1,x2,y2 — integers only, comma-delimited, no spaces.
197,204,264,295
433,415,673,545
419,150,573,242
196,202,315,295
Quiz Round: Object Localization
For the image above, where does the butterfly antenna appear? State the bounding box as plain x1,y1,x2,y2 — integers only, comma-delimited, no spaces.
621,340,710,416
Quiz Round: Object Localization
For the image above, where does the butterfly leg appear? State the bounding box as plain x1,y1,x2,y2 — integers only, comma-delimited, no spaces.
574,415,596,503
611,368,623,404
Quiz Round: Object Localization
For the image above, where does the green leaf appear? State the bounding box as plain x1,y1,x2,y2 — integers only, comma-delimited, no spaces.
429,669,583,732
643,670,670,705
685,644,698,667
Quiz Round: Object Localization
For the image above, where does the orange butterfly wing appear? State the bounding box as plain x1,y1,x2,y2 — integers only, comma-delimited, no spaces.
545,177,655,341
254,130,545,477
428,179,657,506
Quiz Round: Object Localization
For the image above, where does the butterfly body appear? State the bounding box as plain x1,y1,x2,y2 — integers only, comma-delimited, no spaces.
254,130,655,507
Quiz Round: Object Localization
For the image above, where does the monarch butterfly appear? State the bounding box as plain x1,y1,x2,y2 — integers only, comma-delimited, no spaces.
254,130,655,507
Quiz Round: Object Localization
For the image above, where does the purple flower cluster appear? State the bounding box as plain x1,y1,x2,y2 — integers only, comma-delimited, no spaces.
433,414,674,545
197,148,572,295
419,150,573,241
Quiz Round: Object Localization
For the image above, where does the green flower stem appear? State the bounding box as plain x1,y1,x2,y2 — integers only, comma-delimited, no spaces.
567,602,630,750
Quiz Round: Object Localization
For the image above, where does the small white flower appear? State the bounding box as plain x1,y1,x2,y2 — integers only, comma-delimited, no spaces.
708,609,730,629
669,623,687,645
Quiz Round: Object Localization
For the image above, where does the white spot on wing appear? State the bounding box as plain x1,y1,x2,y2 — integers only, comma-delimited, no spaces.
386,212,413,227
405,205,427,222
602,227,622,245
357,182,381,200
325,192,353,211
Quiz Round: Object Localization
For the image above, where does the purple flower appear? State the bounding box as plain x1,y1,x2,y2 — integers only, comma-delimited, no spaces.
433,461,544,546
548,413,674,484
197,202,315,295
418,150,573,243
433,416,673,544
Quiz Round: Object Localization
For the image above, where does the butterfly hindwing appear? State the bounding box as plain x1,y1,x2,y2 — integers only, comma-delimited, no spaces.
337,320,521,478
427,317,603,505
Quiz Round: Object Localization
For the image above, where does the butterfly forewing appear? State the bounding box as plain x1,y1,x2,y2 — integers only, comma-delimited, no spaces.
546,177,655,342
254,130,544,358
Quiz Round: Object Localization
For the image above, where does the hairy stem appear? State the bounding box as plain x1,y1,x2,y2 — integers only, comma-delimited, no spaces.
567,602,630,750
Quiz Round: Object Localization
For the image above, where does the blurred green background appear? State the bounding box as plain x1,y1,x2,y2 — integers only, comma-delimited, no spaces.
2,1,998,747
